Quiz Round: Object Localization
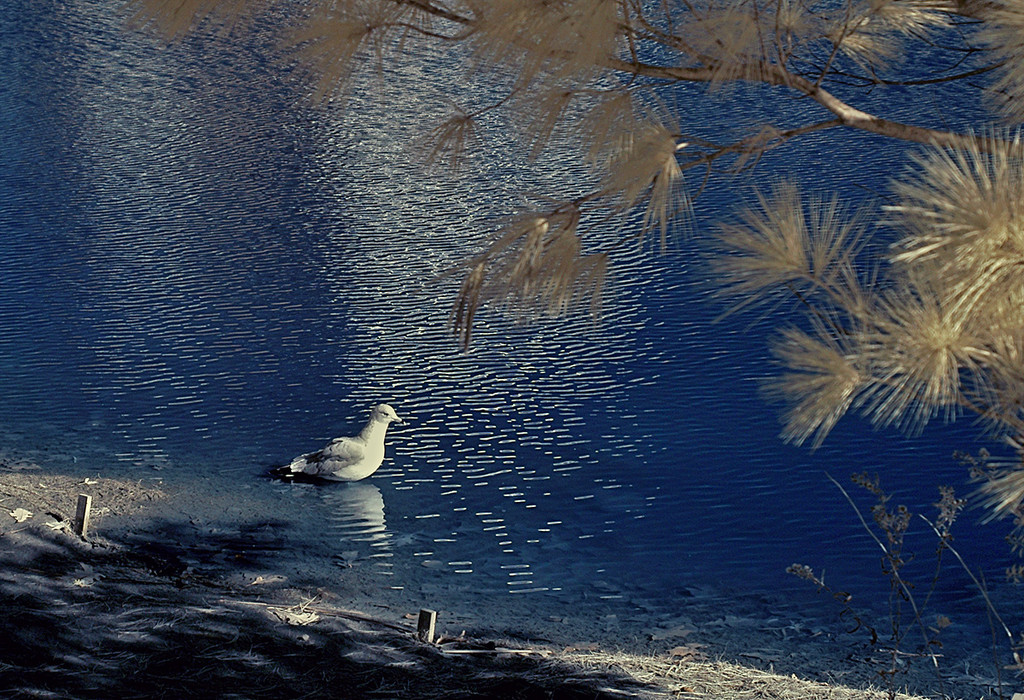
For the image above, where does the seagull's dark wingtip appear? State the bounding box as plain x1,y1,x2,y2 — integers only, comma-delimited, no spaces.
266,464,337,485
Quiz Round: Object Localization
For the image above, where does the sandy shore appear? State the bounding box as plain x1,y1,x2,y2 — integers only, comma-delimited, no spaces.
0,469,997,698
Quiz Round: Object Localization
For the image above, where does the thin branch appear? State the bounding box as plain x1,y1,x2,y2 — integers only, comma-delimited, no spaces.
383,20,469,41
677,118,843,174
815,0,855,90
396,0,471,26
831,61,1001,88
605,57,1022,154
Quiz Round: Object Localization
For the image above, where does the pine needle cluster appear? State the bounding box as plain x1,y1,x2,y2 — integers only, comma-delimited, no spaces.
714,132,1024,518
452,211,608,347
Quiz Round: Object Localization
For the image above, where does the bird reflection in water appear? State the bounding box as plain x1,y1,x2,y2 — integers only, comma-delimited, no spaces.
320,481,392,572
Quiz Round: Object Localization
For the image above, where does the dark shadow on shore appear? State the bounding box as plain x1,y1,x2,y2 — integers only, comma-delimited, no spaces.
0,521,649,700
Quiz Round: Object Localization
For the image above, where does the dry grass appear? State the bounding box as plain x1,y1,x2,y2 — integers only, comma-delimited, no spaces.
0,472,166,525
564,650,930,699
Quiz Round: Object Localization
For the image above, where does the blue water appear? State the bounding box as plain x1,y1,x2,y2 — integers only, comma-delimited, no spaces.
1,0,1015,676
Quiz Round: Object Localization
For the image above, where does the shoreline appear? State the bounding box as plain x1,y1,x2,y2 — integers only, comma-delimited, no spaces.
0,469,992,698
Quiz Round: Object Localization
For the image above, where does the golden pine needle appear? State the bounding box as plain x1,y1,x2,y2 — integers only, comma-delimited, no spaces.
977,2,1024,122
827,0,946,72
975,456,1024,522
582,91,639,168
854,271,979,434
470,0,622,89
450,209,609,346
603,119,687,248
766,315,863,447
425,109,477,173
713,181,865,313
888,131,1024,321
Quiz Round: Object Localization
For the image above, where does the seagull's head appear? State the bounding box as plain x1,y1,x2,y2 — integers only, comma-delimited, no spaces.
372,403,403,425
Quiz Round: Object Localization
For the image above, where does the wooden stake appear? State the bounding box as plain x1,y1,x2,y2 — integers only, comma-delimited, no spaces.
417,608,437,644
74,494,92,538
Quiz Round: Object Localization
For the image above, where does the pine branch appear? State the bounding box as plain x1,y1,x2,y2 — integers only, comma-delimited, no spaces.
606,57,1022,154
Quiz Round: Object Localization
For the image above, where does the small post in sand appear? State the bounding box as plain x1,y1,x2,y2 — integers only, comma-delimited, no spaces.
417,608,437,644
74,494,92,538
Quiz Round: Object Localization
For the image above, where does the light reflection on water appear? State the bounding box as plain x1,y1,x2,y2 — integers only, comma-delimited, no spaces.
0,0,1012,662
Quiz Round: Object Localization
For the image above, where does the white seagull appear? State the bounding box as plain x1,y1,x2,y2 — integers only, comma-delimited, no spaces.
286,404,403,482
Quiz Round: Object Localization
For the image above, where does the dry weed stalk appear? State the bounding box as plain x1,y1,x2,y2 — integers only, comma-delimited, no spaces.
788,474,1004,698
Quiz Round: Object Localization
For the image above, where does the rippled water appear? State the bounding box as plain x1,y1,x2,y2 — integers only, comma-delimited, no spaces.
0,0,1012,664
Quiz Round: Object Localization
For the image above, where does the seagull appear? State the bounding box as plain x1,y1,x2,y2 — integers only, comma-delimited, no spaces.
283,404,403,482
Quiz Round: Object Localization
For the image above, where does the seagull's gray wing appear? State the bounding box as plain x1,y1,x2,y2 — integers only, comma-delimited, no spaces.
320,437,365,466
290,437,364,475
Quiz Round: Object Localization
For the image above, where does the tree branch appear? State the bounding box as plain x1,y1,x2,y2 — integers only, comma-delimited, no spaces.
606,57,1018,153
679,118,844,174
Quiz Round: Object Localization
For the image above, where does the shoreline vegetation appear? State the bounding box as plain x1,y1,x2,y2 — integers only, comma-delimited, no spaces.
0,469,967,698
